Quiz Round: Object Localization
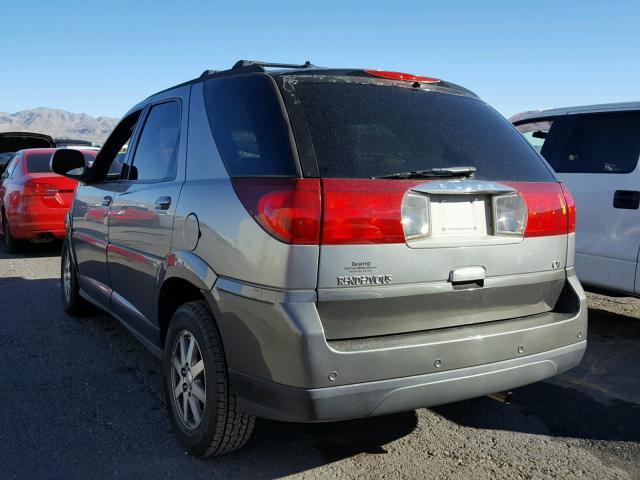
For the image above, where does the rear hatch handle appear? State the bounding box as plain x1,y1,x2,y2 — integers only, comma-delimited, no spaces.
449,266,486,287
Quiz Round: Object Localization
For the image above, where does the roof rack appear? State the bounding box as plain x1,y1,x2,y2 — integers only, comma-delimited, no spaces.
232,60,315,70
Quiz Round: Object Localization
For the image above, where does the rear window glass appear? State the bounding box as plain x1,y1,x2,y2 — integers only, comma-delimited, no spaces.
287,80,554,181
548,112,640,174
204,75,296,176
26,153,53,173
26,151,96,173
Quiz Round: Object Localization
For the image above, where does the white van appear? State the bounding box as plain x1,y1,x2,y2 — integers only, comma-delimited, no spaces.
512,102,640,295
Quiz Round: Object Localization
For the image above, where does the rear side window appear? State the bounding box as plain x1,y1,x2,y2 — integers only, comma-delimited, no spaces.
548,112,640,174
515,119,554,155
285,80,554,181
26,153,53,173
129,101,181,181
204,75,297,176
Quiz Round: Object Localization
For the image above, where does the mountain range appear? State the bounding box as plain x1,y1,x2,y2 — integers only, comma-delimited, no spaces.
0,107,118,145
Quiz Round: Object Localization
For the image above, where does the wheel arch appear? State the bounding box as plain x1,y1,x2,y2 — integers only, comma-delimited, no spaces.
156,251,218,346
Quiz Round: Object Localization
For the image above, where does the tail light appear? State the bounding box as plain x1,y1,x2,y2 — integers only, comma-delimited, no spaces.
234,178,575,245
401,191,430,240
507,182,575,237
560,183,577,233
364,69,441,83
322,179,423,244
231,178,321,244
493,194,527,236
23,182,59,196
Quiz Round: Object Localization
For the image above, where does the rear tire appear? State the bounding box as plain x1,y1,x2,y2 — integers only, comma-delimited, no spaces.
164,300,255,457
3,214,22,254
61,239,93,316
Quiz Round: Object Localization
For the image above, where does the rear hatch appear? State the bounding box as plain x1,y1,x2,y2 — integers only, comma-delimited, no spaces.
0,132,55,171
276,73,575,340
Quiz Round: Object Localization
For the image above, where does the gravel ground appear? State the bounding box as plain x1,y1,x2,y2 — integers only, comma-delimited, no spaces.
0,243,639,479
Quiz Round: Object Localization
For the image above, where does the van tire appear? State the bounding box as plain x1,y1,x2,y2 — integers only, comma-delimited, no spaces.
164,300,255,457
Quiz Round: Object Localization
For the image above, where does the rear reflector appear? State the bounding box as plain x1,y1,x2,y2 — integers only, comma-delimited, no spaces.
231,178,321,244
506,182,575,237
364,69,440,83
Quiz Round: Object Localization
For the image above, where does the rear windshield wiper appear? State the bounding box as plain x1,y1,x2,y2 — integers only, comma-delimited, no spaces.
373,166,476,179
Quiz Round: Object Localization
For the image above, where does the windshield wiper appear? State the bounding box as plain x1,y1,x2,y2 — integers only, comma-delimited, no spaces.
373,166,476,179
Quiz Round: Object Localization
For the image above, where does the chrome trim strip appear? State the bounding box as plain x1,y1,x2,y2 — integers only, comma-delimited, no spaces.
72,231,107,250
107,243,162,268
411,179,515,195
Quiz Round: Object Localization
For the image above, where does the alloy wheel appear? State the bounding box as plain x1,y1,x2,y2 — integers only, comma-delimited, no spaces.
171,330,206,430
62,249,72,304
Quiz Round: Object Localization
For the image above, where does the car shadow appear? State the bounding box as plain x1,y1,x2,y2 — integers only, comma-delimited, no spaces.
3,272,639,478
0,239,62,259
433,307,640,443
0,275,419,479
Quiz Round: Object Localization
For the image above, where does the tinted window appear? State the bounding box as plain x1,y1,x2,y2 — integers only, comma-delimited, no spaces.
26,153,53,173
2,155,18,178
549,112,640,173
129,102,181,181
287,81,554,181
204,75,296,176
515,119,554,155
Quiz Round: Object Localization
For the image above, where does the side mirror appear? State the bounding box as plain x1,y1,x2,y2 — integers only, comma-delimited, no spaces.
51,149,86,181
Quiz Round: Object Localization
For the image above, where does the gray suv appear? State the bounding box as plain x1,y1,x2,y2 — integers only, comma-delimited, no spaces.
52,60,587,457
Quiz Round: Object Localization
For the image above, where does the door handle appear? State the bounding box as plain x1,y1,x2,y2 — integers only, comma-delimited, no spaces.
155,196,172,210
449,266,486,286
101,196,112,207
613,190,640,209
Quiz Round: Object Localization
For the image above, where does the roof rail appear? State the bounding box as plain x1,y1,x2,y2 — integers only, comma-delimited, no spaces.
199,69,218,78
232,60,315,70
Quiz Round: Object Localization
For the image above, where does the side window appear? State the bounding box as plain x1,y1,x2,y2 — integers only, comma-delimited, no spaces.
515,119,554,155
7,155,21,178
551,112,640,174
2,155,18,179
129,101,181,182
203,75,297,176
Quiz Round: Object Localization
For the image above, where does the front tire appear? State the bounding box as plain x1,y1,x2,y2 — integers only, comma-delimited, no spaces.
164,301,255,457
61,239,93,316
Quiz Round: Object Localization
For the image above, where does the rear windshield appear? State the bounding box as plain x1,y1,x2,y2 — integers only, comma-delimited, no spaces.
26,153,54,173
285,80,555,181
26,151,96,173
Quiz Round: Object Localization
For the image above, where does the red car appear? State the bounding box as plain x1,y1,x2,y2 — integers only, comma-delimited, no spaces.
0,147,97,252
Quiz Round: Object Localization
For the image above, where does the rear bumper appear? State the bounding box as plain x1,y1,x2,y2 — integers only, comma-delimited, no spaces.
230,341,586,422
209,269,587,422
9,210,66,239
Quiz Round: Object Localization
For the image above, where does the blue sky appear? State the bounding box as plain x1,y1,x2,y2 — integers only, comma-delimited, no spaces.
1,0,638,120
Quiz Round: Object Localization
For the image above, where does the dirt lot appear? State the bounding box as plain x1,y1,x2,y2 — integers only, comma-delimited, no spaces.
1,244,639,479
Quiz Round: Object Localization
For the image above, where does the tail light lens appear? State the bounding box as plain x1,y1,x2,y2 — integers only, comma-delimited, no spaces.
401,191,430,240
560,183,576,233
493,194,527,236
506,182,574,237
322,179,423,244
23,182,59,196
231,178,321,244
364,69,441,83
